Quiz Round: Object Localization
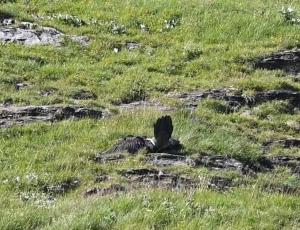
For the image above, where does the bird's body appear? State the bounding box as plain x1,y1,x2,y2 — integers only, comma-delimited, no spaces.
101,116,182,155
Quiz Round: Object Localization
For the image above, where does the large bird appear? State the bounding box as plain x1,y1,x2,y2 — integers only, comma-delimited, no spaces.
102,115,182,155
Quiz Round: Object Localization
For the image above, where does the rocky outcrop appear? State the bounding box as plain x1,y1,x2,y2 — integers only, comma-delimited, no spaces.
118,100,173,112
0,105,109,128
263,139,300,149
255,48,300,75
84,184,126,197
173,88,300,111
145,153,193,167
43,178,80,195
120,168,198,189
0,20,89,46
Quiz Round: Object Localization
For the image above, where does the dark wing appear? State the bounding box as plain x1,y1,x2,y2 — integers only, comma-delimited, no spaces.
154,115,173,149
103,136,147,154
159,138,182,154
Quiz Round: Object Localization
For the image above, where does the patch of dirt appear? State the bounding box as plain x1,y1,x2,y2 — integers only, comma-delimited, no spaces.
84,184,126,197
172,88,300,111
254,48,300,75
43,178,80,195
0,105,109,128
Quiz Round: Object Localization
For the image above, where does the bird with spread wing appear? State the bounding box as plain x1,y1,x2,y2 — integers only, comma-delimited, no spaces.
101,115,182,155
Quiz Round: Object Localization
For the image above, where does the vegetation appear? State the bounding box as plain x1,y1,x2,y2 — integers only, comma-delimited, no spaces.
1,0,300,229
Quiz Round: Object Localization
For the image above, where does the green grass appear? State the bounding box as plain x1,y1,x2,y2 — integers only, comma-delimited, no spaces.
1,0,300,229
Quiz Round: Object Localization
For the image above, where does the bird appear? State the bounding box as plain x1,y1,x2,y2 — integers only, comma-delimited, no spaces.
101,115,182,155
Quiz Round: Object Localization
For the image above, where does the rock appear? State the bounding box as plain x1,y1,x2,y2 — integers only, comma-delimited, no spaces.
270,155,300,168
293,166,300,176
263,183,300,196
19,21,37,29
164,16,181,29
69,35,89,46
71,89,97,100
15,82,29,90
2,18,15,26
40,88,56,97
120,168,236,192
110,22,126,35
255,48,300,75
0,21,89,46
192,154,245,171
0,105,108,128
208,176,233,191
125,42,140,51
0,27,61,46
286,120,300,131
84,184,126,197
95,175,110,183
93,152,126,163
146,153,192,167
263,139,300,149
120,168,197,189
43,178,80,195
139,23,149,32
118,100,173,112
173,88,300,111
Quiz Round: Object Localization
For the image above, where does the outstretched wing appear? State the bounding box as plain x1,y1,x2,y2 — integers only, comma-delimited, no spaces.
154,115,173,149
103,136,147,154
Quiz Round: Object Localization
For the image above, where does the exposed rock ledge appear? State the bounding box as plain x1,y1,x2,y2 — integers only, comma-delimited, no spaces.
0,20,89,46
0,105,109,128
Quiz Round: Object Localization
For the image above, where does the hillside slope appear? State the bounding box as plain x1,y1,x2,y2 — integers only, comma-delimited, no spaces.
1,1,300,229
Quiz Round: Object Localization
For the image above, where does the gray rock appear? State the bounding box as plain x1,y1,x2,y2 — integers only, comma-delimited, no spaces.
125,42,140,51
0,21,89,46
255,48,300,75
71,89,97,100
0,105,108,128
118,100,173,112
15,82,29,90
146,152,192,167
193,154,245,171
2,18,15,26
263,139,300,149
43,178,80,195
84,184,126,197
173,88,300,111
120,168,197,189
208,176,233,191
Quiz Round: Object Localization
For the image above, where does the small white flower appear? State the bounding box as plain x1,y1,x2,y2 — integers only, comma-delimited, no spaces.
15,176,21,183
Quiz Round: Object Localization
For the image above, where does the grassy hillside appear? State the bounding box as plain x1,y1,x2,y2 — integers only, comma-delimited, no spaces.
1,0,300,229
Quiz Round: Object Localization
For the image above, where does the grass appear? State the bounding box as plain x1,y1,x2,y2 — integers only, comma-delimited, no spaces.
1,0,300,229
